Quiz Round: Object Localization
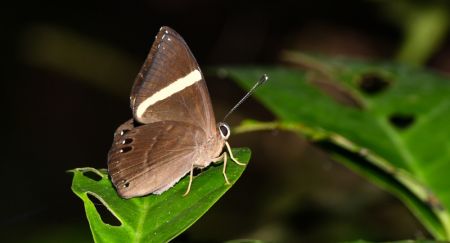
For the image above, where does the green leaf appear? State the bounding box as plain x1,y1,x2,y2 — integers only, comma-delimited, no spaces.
225,240,267,243
223,53,450,240
342,240,442,243
70,148,250,243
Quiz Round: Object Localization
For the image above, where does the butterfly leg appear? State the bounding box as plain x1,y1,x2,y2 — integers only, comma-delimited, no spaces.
212,153,230,184
183,162,195,196
225,141,246,166
222,153,230,185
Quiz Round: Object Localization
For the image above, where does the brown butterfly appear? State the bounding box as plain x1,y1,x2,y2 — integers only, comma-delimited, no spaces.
107,26,266,199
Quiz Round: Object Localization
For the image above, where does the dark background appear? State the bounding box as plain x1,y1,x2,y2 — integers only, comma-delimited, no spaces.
3,1,449,242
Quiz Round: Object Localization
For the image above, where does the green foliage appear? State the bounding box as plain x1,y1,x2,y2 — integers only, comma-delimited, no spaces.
224,53,450,240
225,240,267,243
342,240,443,243
70,148,250,243
380,0,450,66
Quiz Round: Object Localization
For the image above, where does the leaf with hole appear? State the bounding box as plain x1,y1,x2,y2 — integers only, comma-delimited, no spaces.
70,148,250,243
223,53,450,240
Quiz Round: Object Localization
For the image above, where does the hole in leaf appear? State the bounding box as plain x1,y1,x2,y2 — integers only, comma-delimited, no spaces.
87,193,121,226
358,73,390,95
389,113,415,130
83,171,102,181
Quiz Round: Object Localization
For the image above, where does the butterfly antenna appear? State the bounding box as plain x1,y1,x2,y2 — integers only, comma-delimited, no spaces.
223,74,269,121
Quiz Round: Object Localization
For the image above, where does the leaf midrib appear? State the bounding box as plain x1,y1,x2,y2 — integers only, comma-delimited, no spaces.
132,199,151,243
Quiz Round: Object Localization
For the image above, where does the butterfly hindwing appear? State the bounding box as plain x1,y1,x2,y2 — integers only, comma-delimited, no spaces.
108,119,206,198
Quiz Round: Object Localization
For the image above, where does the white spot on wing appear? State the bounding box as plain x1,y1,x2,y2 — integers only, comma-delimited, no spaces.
136,69,202,119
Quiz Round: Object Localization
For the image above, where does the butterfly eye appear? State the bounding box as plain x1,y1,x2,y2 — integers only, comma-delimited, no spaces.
218,122,230,140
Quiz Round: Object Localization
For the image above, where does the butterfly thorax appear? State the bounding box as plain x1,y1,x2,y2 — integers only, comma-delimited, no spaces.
193,129,225,168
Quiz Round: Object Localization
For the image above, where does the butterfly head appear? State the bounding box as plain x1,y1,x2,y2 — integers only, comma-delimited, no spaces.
218,122,231,140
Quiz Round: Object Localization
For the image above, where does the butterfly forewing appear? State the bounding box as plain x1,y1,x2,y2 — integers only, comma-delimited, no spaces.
130,26,216,135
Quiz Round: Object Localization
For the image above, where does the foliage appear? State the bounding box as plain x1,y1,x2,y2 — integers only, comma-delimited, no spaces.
70,148,250,242
225,52,450,240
